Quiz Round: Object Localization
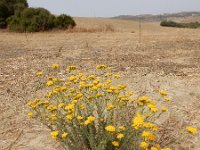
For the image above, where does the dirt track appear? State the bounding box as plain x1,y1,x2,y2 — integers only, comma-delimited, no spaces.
0,18,200,149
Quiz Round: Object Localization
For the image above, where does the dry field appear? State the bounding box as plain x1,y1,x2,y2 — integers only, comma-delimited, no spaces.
0,17,200,150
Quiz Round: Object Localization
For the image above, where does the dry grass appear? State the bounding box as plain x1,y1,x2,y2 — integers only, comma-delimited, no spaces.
0,17,200,150
67,24,115,33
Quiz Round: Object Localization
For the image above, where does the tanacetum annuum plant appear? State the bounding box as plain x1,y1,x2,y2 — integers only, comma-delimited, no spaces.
27,64,198,150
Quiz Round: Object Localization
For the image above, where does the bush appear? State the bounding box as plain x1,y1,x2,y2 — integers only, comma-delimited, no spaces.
27,64,198,150
0,0,28,28
0,17,7,28
7,8,76,32
7,7,56,32
160,20,200,29
55,14,76,29
1,0,76,32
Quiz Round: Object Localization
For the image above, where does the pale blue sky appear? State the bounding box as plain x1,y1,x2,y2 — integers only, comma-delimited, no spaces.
27,0,200,17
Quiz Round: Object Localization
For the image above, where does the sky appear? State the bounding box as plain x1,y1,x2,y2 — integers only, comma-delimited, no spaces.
28,0,200,17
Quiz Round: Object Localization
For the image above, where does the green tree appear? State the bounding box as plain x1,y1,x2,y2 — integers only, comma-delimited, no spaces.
0,0,28,28
7,7,55,32
55,14,76,29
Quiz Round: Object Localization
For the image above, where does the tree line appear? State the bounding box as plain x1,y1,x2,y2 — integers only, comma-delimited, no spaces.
0,0,76,32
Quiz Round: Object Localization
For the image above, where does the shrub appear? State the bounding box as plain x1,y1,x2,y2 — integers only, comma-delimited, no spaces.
7,7,56,32
55,14,76,29
160,20,183,28
160,20,200,29
0,17,7,28
1,0,76,32
0,0,28,28
27,64,198,150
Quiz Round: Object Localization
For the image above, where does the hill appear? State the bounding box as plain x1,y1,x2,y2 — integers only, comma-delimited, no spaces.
112,11,200,22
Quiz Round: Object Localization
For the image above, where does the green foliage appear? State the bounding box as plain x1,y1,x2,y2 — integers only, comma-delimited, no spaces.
7,7,55,32
1,0,76,32
160,20,200,29
7,7,76,32
0,0,28,28
55,14,76,29
0,17,7,28
27,64,198,150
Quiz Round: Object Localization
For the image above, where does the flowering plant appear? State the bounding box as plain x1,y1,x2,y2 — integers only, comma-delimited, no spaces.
27,64,198,150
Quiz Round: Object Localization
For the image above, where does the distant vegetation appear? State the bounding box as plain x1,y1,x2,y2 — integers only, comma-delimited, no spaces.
160,20,200,29
112,11,200,22
0,0,76,32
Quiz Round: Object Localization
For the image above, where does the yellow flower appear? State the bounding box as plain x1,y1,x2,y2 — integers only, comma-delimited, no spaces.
51,114,57,121
69,88,75,93
84,116,95,125
110,86,117,90
159,90,168,96
92,86,98,90
106,79,112,83
96,64,108,69
143,122,158,131
47,81,53,86
117,133,124,139
127,91,134,96
52,78,59,82
36,72,44,76
138,96,151,106
106,103,115,110
142,131,156,141
51,131,59,139
67,66,77,71
140,141,149,149
65,103,75,111
105,125,116,133
77,116,83,120
47,105,58,111
155,144,161,149
119,126,126,131
186,126,198,135
151,147,158,150
161,107,168,112
100,118,104,122
87,116,95,122
61,86,67,91
96,93,102,98
161,148,171,150
106,89,113,93
132,113,144,129
62,132,69,138
164,97,170,101
80,104,85,110
147,104,158,113
51,64,59,69
58,103,65,108
73,93,83,100
114,74,121,79
27,112,33,117
43,99,49,104
88,75,95,80
93,79,100,85
69,76,77,82
112,141,119,147
118,84,126,90
66,115,73,120
81,76,87,81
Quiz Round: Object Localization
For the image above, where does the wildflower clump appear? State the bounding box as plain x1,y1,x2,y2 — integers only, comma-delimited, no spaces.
27,64,198,150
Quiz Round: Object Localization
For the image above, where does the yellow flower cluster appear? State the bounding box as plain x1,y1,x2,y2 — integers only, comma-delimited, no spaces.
105,125,116,133
84,116,95,125
51,64,59,69
186,126,198,135
27,64,198,150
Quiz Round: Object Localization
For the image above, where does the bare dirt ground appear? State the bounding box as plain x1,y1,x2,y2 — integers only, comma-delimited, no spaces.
0,18,200,150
